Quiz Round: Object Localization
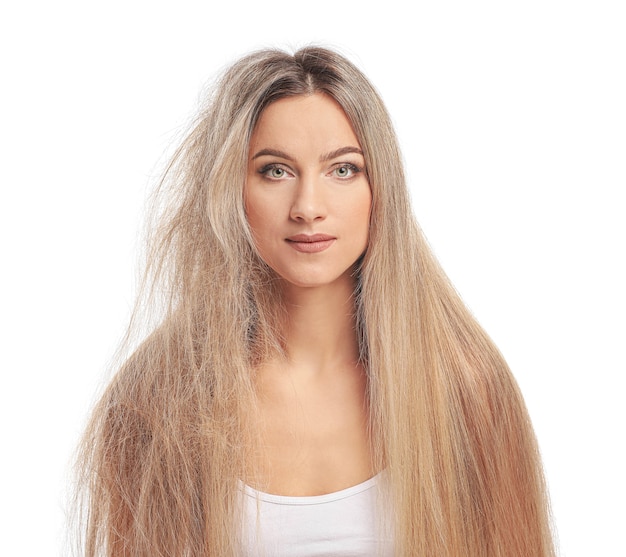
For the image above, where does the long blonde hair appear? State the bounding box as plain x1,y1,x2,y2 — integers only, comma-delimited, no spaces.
76,47,555,556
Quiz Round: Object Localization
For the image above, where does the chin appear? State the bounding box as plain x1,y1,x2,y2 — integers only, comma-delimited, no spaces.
277,269,358,291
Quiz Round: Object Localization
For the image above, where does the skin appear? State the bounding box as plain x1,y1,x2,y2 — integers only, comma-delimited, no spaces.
244,93,373,496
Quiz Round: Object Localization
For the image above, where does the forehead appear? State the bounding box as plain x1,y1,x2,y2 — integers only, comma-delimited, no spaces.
249,93,361,155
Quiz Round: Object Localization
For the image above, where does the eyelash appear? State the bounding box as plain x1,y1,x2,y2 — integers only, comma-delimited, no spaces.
332,163,362,179
258,163,363,181
258,164,292,180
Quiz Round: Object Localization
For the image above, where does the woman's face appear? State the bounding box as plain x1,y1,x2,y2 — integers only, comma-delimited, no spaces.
244,93,372,290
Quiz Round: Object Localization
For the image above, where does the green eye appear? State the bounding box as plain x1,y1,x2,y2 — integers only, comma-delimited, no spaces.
259,164,289,180
333,164,361,179
269,167,285,178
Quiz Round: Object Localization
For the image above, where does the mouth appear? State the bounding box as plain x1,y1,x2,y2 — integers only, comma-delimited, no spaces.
285,234,336,253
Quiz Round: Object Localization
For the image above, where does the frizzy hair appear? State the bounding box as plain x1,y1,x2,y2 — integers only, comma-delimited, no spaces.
74,47,555,556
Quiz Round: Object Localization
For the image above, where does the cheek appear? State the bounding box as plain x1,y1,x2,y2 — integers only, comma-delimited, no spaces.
244,193,280,265
244,192,267,236
349,189,372,235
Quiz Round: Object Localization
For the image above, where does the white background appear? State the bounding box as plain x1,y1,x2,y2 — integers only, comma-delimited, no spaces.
1,1,624,555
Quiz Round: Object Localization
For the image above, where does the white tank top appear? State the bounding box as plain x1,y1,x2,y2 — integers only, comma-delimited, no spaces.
239,473,394,556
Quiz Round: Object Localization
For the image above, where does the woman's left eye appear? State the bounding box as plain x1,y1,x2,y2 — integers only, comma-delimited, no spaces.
331,164,361,179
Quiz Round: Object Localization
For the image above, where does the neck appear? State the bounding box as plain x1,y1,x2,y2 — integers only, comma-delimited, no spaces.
278,273,360,374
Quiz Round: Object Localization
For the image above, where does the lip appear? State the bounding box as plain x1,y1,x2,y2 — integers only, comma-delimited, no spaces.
286,233,336,253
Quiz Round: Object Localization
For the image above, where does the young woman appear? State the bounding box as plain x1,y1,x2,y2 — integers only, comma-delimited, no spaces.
76,47,555,556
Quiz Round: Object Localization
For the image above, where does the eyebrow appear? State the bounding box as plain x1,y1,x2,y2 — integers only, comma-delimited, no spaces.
321,146,364,162
251,146,364,162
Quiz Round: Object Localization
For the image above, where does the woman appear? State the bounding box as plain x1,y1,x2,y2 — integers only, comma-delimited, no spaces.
76,47,555,556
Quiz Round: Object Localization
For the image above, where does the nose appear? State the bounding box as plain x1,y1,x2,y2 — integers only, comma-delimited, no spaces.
289,174,327,223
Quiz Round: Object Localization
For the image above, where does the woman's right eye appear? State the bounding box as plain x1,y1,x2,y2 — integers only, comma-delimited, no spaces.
259,164,290,180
